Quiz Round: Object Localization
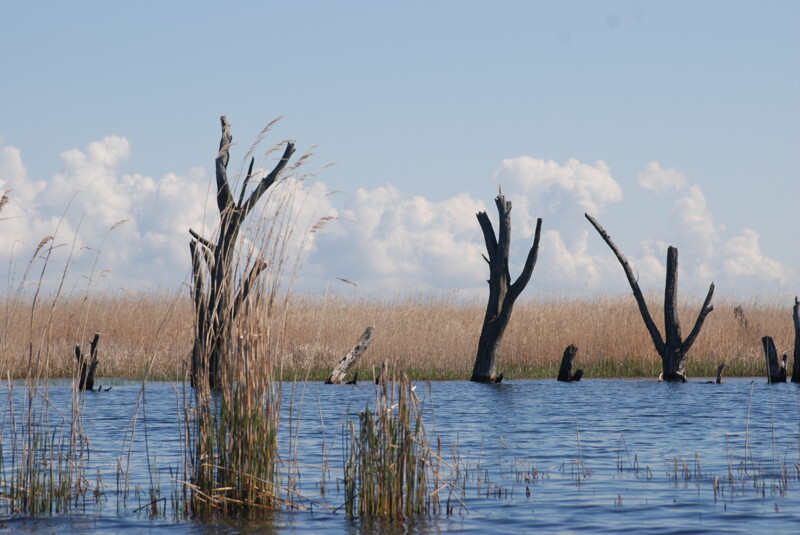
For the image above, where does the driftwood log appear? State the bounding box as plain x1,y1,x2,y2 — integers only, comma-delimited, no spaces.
793,297,800,383
586,214,714,382
472,188,542,383
762,336,788,383
76,333,100,391
557,344,583,382
325,326,375,384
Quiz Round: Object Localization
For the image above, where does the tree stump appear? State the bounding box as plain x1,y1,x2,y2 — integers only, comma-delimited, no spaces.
557,344,583,382
762,336,788,383
325,326,375,384
75,333,100,391
715,363,724,384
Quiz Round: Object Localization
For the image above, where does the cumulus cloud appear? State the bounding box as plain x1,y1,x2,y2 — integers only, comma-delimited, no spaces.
0,141,794,297
637,161,687,192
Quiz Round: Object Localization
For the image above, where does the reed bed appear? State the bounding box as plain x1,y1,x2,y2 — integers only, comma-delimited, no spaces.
343,373,443,521
0,291,794,380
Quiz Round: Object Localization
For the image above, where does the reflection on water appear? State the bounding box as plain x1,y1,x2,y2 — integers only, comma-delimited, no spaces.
1,378,799,534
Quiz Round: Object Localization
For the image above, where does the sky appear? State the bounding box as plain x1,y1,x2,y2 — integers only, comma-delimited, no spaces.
1,1,798,300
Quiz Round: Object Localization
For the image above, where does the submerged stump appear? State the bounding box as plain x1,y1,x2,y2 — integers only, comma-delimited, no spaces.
75,333,100,391
762,336,788,383
557,344,583,382
792,297,800,383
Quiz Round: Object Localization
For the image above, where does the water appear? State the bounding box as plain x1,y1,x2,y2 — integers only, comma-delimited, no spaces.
2,378,799,534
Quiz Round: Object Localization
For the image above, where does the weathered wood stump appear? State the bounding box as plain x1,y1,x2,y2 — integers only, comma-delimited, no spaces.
75,333,100,391
762,336,788,383
557,344,583,382
325,326,375,384
792,297,800,383
715,363,724,384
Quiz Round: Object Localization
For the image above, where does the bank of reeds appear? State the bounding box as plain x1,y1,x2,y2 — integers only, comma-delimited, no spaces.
344,373,443,521
0,292,794,380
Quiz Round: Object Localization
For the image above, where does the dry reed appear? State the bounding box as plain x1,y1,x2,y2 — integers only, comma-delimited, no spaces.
1,291,794,381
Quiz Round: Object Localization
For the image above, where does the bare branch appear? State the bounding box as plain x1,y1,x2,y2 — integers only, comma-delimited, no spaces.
476,211,498,259
680,282,715,355
237,157,256,208
508,217,543,301
214,116,235,213
189,228,215,251
240,142,296,219
585,213,665,355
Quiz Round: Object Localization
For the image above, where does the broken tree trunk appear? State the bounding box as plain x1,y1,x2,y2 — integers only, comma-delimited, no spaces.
325,326,375,384
793,297,800,383
762,336,788,383
715,363,724,384
75,333,100,391
471,188,542,383
557,344,583,382
189,116,296,390
586,214,714,382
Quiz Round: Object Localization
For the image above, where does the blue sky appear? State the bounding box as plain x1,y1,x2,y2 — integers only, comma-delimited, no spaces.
1,1,798,298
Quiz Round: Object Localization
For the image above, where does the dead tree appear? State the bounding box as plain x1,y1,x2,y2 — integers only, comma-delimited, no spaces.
471,189,542,383
557,344,583,382
75,333,100,391
190,116,295,390
793,297,800,383
325,326,375,384
762,336,788,383
586,214,714,382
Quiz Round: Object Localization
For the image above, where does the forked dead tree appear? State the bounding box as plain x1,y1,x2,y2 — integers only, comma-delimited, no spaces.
190,116,295,390
586,214,714,382
75,333,100,391
761,336,788,383
471,189,542,383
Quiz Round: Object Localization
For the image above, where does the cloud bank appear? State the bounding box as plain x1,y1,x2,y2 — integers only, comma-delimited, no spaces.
0,137,794,297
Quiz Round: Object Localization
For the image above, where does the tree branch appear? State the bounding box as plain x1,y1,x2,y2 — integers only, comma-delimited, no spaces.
240,142,296,219
189,228,215,251
215,116,235,214
233,260,269,319
585,213,665,354
237,156,256,208
508,217,543,301
680,282,715,355
476,211,498,260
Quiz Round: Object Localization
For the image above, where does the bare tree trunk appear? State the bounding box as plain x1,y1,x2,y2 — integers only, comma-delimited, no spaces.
715,363,724,384
76,333,100,391
190,116,295,390
586,214,714,382
325,326,375,384
762,336,788,383
471,189,542,383
557,344,583,382
792,297,800,383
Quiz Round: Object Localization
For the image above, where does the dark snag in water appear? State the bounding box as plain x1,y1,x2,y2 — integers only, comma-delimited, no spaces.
75,333,100,391
762,336,788,383
325,326,375,384
189,116,296,390
586,214,714,383
557,344,583,382
792,297,800,383
472,187,542,383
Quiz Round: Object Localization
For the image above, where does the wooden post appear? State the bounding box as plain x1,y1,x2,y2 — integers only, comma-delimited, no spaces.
792,297,800,383
325,326,375,384
471,188,542,383
762,336,788,383
75,333,100,391
586,214,714,382
557,344,583,382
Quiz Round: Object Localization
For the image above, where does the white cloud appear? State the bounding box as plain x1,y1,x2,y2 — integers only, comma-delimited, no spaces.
637,161,687,192
1,141,794,298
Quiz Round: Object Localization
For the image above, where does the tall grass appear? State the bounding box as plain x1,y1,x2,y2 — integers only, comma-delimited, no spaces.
344,373,442,521
1,291,793,380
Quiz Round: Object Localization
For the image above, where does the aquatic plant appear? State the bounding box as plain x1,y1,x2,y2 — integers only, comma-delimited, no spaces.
343,373,444,521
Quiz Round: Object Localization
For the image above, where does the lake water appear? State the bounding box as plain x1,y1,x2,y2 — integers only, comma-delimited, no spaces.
2,378,799,534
